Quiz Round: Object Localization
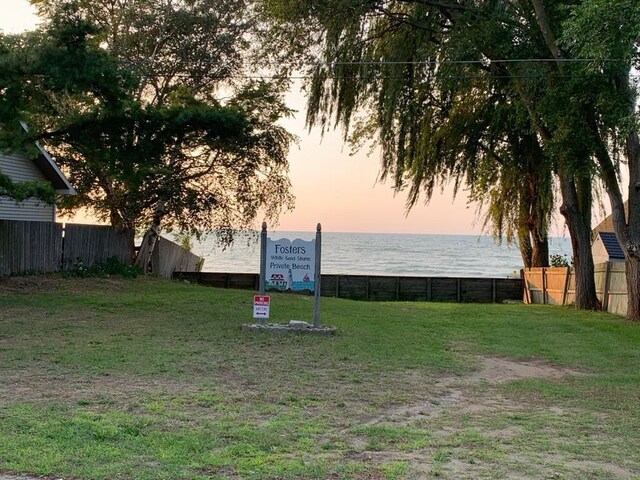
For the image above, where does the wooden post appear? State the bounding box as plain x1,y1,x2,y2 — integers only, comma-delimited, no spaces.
258,222,267,325
456,278,462,302
521,269,530,304
561,266,571,306
542,267,547,304
492,278,497,303
603,261,612,312
335,275,340,298
365,276,370,300
313,223,322,328
427,277,432,302
259,222,267,296
395,277,400,301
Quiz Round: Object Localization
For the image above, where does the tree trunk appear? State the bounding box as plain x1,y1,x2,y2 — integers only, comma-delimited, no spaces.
590,111,640,319
135,200,166,274
625,129,640,320
518,228,549,268
521,137,551,268
518,229,533,268
558,170,600,310
531,231,549,267
625,256,640,319
530,0,563,60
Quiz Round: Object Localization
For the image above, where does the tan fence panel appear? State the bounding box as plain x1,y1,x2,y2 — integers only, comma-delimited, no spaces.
606,262,627,315
545,267,570,305
523,267,572,305
524,262,629,316
594,262,609,299
63,224,133,269
523,268,545,304
0,220,62,275
564,269,576,305
152,236,202,279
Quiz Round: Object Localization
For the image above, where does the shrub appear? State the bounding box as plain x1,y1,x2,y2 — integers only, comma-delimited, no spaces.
66,256,142,278
550,254,572,268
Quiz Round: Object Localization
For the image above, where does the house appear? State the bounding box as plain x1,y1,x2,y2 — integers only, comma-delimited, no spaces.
590,203,630,263
0,139,75,222
592,231,626,264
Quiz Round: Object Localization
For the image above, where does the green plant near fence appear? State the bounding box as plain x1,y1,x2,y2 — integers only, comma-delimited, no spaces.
64,256,142,278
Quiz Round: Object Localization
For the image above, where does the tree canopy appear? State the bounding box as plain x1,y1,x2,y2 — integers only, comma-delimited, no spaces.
0,2,294,251
260,0,640,313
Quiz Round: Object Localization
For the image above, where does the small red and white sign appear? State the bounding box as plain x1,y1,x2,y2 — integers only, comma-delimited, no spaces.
253,295,270,319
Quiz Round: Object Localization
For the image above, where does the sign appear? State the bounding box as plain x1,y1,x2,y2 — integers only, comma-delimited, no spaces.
265,237,315,292
253,295,270,319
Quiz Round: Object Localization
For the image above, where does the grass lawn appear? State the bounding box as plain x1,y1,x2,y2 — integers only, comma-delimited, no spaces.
1,275,640,479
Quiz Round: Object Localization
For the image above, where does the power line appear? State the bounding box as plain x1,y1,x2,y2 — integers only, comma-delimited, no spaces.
329,58,622,66
120,56,634,80
123,57,626,68
131,72,640,80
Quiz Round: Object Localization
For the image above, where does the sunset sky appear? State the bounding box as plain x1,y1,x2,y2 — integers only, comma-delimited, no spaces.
0,0,574,236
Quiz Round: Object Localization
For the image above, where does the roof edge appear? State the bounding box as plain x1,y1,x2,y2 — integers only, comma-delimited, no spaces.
20,122,76,195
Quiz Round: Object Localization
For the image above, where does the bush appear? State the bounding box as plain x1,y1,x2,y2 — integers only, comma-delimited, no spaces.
66,256,142,278
550,254,572,268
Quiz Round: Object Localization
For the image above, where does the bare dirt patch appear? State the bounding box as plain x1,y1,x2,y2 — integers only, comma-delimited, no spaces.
366,355,588,425
564,460,635,479
0,371,202,407
346,356,599,479
462,356,588,385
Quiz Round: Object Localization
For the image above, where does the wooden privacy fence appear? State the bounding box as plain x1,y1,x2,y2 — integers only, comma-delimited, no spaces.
151,236,203,278
63,223,132,270
174,271,523,303
523,263,628,315
0,220,132,275
0,220,62,275
1,220,203,278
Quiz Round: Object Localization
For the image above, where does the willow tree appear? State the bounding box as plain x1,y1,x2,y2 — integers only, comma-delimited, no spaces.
469,130,553,269
260,0,640,311
261,2,558,261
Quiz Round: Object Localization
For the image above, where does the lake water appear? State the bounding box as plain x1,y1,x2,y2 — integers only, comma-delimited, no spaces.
189,231,573,278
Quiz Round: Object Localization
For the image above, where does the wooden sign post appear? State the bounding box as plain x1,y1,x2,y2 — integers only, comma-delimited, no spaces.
258,222,322,327
313,223,321,327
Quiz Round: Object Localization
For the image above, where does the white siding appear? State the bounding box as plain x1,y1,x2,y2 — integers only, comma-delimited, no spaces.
0,197,55,222
592,239,609,265
0,153,47,182
0,153,55,222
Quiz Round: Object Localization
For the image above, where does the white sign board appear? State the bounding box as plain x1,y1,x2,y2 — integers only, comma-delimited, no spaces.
265,237,315,292
253,295,270,319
